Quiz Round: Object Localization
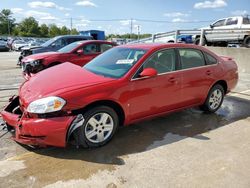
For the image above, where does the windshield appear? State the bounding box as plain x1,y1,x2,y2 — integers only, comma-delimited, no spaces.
58,41,83,53
84,47,147,78
41,37,57,47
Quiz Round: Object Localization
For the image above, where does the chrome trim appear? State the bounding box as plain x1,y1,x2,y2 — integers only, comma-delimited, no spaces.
131,63,218,81
131,76,152,81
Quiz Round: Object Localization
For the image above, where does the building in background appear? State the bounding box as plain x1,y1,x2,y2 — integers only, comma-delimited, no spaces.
79,30,105,40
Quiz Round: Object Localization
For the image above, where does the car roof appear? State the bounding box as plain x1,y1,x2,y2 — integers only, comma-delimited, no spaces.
76,40,115,44
119,43,203,50
55,35,93,39
214,16,244,21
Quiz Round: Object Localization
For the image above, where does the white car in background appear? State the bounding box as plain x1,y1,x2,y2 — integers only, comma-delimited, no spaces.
194,16,250,47
12,40,27,51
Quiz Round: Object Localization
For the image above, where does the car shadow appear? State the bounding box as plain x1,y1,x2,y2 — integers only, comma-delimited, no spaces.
33,95,250,165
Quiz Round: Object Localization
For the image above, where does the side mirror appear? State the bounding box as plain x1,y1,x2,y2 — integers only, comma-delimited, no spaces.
76,49,83,55
139,68,157,78
210,24,214,29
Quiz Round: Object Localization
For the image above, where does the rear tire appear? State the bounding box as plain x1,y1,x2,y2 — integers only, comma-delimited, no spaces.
243,36,250,48
200,84,224,113
75,106,119,148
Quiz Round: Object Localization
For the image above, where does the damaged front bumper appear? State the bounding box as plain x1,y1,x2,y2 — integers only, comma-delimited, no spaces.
17,49,33,66
1,96,83,147
21,60,45,80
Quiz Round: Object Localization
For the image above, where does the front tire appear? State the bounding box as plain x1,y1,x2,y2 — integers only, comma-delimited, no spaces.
75,106,119,148
200,84,224,113
194,37,206,46
243,36,250,48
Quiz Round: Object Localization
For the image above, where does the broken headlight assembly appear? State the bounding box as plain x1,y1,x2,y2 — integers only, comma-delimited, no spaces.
22,59,44,74
27,96,66,114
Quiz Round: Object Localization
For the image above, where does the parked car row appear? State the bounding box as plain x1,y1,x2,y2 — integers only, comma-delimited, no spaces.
1,39,238,148
6,37,49,51
17,35,93,65
21,40,116,78
0,40,9,51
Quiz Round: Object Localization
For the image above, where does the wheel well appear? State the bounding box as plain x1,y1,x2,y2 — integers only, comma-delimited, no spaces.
244,35,249,40
167,40,175,43
195,35,200,39
72,100,125,126
213,80,228,94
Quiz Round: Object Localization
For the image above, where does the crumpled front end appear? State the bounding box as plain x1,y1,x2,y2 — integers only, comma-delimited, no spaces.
18,49,33,66
1,96,77,147
21,59,45,80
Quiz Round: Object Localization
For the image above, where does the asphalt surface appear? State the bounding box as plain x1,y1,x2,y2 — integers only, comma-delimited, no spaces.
0,51,249,188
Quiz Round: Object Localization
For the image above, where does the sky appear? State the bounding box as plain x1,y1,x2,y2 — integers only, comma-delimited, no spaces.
0,0,250,34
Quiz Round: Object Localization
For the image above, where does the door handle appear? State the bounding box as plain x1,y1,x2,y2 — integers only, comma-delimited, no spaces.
206,70,212,75
168,77,176,83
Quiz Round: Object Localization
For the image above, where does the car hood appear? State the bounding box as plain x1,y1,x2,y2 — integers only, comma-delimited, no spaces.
22,46,54,54
22,46,42,51
22,52,60,62
19,63,115,106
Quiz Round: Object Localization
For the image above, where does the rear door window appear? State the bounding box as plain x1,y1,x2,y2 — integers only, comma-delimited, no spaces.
66,38,76,44
52,38,66,47
204,52,218,65
83,43,100,54
243,17,250,24
178,49,206,70
226,18,238,25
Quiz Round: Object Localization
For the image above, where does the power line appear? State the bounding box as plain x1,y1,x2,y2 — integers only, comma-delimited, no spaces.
135,19,214,23
70,17,72,32
12,16,214,23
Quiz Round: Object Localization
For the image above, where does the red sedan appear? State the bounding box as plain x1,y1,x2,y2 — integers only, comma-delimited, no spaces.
1,43,238,148
21,40,116,78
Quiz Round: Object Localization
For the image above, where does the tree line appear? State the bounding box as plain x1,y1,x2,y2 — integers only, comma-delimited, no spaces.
0,9,151,39
0,9,77,37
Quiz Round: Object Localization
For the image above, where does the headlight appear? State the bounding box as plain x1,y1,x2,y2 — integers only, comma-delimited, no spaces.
30,59,42,66
27,96,66,114
24,58,42,66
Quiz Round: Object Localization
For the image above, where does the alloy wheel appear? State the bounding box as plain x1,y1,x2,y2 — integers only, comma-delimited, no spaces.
84,112,114,143
209,89,223,110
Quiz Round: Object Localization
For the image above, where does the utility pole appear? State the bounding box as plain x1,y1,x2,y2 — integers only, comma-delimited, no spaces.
7,19,10,36
137,25,140,41
130,18,133,39
70,17,73,34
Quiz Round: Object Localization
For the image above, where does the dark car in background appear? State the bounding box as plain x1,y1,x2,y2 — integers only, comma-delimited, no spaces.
21,40,116,78
18,35,93,65
0,40,9,51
